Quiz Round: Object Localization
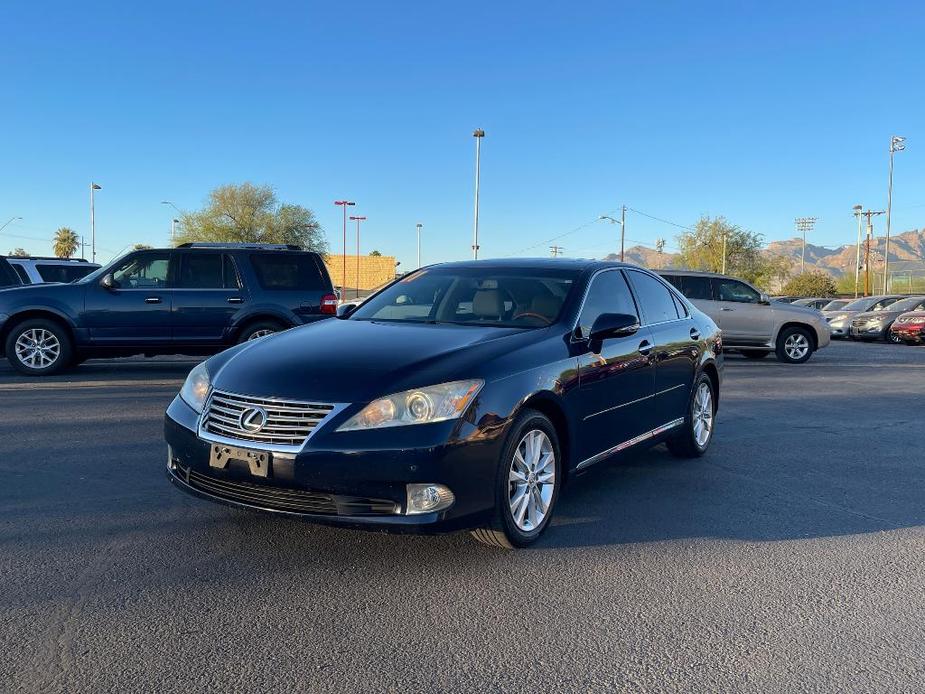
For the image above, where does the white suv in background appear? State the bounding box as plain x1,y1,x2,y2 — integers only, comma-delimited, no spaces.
6,256,100,285
659,270,831,364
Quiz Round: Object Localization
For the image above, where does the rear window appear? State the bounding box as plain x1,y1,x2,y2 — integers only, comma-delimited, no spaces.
249,253,327,291
0,259,21,287
36,264,97,283
663,274,714,301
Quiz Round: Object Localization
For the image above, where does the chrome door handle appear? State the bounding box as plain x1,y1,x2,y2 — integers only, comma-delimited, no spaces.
720,307,734,311
145,297,161,304
227,297,244,304
690,328,700,340
638,340,653,356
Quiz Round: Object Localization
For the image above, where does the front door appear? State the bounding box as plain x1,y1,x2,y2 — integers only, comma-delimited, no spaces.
574,269,656,465
171,252,245,344
82,251,174,345
713,277,772,344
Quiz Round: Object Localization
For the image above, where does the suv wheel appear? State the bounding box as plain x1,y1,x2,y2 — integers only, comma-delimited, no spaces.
470,410,561,549
776,327,813,364
5,319,73,376
667,373,715,458
238,320,286,343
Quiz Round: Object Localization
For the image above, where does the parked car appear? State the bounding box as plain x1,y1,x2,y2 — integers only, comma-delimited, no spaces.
824,295,904,338
165,259,723,548
659,270,830,363
792,297,835,311
0,243,337,375
848,296,925,343
820,298,851,312
6,256,100,284
890,309,925,345
0,257,23,289
772,296,801,303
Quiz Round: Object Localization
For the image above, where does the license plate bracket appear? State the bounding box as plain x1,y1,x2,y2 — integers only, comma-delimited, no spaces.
209,444,271,478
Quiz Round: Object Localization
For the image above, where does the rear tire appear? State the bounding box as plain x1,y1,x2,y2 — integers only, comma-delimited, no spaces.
470,410,561,549
4,319,73,376
776,327,814,364
237,319,286,344
667,373,716,458
887,330,902,344
741,350,770,359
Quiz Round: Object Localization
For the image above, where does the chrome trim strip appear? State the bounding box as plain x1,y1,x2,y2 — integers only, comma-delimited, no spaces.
584,393,654,420
576,417,685,471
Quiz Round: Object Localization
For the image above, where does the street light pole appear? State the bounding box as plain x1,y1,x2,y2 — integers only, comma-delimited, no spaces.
334,200,356,295
0,216,22,236
598,213,626,260
161,201,182,245
349,215,366,300
883,135,905,294
416,223,423,268
852,205,863,298
472,129,484,259
90,183,102,263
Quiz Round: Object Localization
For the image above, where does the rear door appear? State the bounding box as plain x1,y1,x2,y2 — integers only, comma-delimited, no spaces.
627,269,698,422
713,277,773,344
171,252,245,344
82,251,174,344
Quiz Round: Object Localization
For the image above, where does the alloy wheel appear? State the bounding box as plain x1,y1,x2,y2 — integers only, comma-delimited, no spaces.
888,331,902,344
247,329,276,341
14,328,61,369
692,381,714,448
784,333,809,361
508,429,556,532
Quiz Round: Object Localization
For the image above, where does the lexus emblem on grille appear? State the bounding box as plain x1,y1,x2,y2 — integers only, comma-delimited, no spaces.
238,406,268,433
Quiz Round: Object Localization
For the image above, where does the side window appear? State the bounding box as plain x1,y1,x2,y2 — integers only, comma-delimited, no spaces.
112,253,171,289
223,255,240,289
576,271,638,339
681,276,714,301
178,253,224,289
716,279,760,303
11,264,30,284
250,254,326,290
627,270,680,324
672,293,689,318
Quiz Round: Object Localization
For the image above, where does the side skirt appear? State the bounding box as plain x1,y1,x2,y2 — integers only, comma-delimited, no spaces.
575,418,684,471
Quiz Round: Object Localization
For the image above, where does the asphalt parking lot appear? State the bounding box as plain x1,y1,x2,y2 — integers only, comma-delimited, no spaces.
1,341,923,693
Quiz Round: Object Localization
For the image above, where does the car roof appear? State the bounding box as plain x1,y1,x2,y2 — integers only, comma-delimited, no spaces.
655,269,731,278
427,257,636,272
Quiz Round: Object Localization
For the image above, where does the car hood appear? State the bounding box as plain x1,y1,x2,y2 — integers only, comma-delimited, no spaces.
854,309,904,321
210,318,543,403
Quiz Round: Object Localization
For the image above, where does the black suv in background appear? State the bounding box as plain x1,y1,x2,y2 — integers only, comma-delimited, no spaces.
0,257,23,289
0,243,337,375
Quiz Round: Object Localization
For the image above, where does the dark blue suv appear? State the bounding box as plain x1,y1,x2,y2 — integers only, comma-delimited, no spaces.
0,243,337,375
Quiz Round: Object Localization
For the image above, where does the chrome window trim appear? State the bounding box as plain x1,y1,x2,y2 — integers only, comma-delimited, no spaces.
196,388,349,454
624,268,693,327
576,417,685,471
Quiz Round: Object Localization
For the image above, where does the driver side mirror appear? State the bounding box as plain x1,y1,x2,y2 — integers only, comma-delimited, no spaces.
336,303,357,318
588,313,640,351
759,293,770,305
100,273,117,290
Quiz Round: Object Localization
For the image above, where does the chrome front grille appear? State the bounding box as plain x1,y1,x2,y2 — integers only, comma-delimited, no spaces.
202,390,336,447
851,318,867,328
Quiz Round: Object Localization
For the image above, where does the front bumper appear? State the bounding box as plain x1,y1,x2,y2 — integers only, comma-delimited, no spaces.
848,324,886,339
891,325,925,343
164,396,499,534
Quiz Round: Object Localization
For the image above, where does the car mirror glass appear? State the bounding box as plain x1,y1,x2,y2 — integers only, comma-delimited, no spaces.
100,273,117,290
336,303,357,318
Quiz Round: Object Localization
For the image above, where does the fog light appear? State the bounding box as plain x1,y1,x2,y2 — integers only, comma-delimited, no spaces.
405,483,454,515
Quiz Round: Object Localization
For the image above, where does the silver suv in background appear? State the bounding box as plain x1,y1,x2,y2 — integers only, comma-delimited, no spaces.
6,256,100,285
660,270,830,364
824,295,903,338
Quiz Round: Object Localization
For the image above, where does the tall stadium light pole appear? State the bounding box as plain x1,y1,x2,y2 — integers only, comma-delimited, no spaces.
349,215,366,300
416,223,423,268
334,200,355,295
852,205,863,298
795,216,817,273
472,129,485,259
90,183,102,263
883,135,905,294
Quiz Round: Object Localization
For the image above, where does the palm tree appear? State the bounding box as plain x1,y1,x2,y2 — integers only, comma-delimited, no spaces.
53,227,79,259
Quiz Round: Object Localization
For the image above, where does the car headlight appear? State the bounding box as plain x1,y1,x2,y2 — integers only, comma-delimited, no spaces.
337,380,484,431
179,362,211,413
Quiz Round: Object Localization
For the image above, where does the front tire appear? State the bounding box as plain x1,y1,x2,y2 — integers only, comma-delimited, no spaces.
5,319,73,376
887,330,902,344
470,410,561,549
667,373,716,458
776,327,814,364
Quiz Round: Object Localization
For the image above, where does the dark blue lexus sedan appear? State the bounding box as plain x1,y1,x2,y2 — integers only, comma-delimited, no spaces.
165,259,722,548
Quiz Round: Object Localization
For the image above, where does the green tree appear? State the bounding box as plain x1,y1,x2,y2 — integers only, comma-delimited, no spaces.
175,182,327,254
9,248,29,257
132,243,154,250
53,227,80,258
369,250,382,256
781,270,837,297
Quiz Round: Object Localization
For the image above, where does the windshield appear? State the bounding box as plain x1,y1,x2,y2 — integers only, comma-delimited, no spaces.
822,300,848,311
842,297,893,312
886,297,925,313
349,267,578,327
77,252,131,285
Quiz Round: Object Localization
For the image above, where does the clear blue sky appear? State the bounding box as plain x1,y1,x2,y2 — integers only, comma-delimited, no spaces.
2,1,924,266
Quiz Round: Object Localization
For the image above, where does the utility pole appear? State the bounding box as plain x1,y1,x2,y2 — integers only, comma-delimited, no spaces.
472,129,485,259
599,211,626,260
852,205,863,298
80,236,89,260
884,135,905,293
349,215,366,299
90,183,102,263
334,200,356,296
794,217,817,273
861,209,885,296
655,238,665,269
721,231,728,274
416,223,423,268
549,245,565,257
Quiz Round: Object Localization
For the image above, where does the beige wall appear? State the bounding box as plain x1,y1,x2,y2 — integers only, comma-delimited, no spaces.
325,254,396,291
